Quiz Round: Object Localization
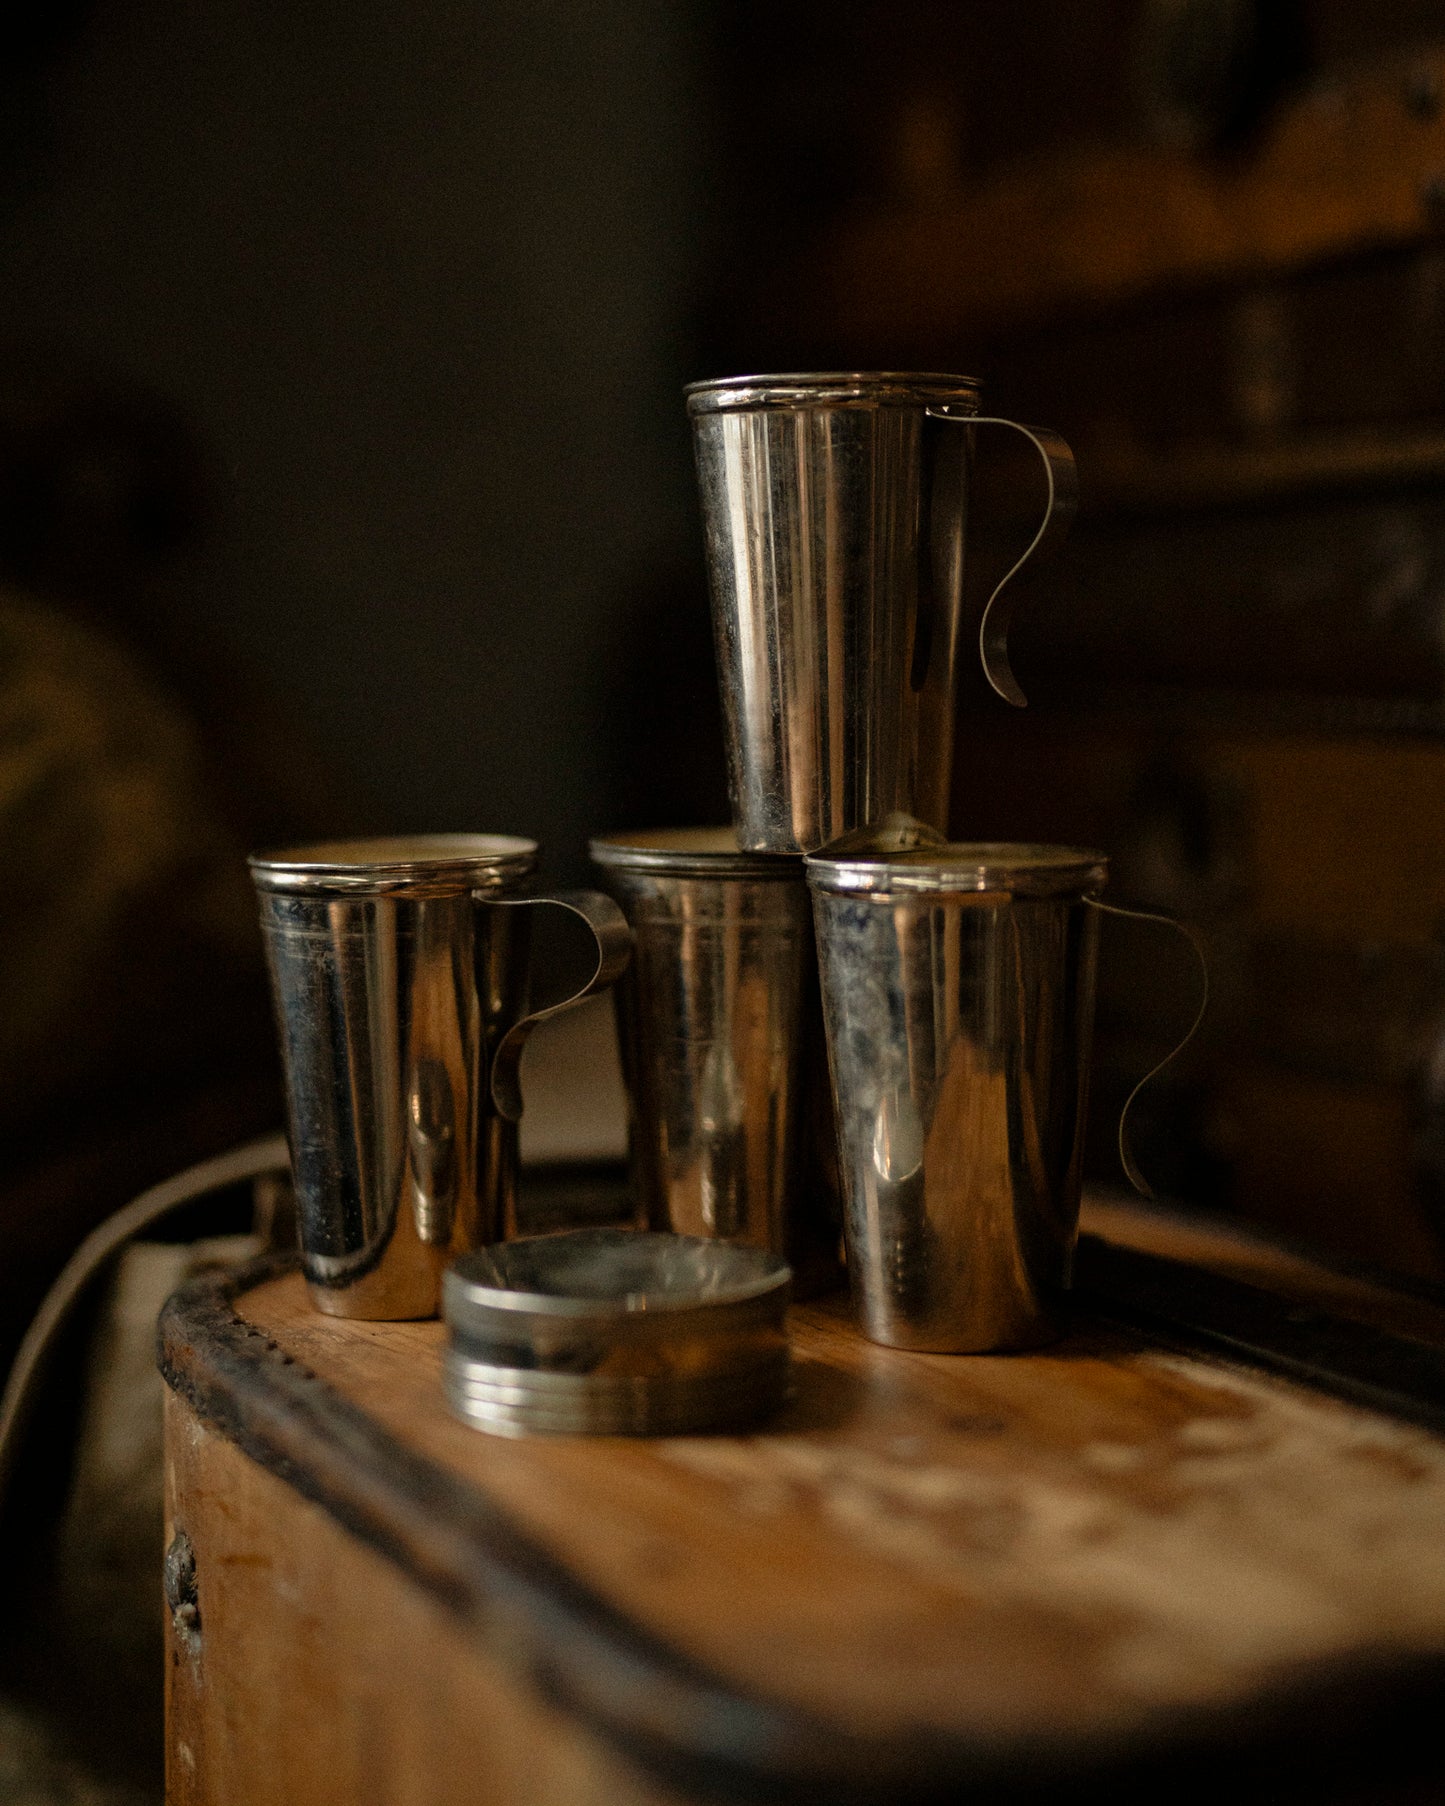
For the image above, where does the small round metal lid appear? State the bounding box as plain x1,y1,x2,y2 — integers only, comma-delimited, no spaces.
443,1348,789,1438
589,827,802,881
685,371,981,416
805,839,1108,899
443,1231,792,1434
249,833,538,897
445,1228,790,1329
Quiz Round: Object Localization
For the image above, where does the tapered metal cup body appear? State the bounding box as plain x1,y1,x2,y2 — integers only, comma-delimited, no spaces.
591,829,840,1289
250,836,537,1319
687,373,979,853
806,842,1107,1351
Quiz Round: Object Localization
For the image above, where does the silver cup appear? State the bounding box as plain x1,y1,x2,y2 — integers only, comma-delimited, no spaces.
590,828,841,1292
687,372,1076,853
250,835,631,1319
806,839,1107,1352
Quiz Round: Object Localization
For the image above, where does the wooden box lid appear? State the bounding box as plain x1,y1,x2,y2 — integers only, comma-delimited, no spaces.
159,1204,1445,1803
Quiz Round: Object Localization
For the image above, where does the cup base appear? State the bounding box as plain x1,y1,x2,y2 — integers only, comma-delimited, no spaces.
851,1302,1068,1355
306,1279,441,1322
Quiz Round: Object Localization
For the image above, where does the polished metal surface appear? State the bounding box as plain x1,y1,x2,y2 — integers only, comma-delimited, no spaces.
591,829,841,1289
687,372,1076,852
441,1355,789,1437
445,1224,791,1319
442,1228,791,1435
250,836,630,1320
809,839,1107,898
806,840,1107,1352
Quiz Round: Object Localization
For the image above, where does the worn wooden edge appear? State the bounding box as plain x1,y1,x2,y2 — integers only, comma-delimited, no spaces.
158,1256,1445,1805
1073,1237,1445,1434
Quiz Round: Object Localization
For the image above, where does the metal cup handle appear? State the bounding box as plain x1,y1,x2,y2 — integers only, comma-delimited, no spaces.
481,889,633,1123
1085,898,1210,1200
926,411,1078,708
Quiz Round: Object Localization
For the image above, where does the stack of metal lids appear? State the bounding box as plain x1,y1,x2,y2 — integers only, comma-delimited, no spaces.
442,1228,792,1437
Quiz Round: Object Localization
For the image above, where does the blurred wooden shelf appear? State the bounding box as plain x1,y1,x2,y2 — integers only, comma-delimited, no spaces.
1083,425,1445,513
808,45,1445,351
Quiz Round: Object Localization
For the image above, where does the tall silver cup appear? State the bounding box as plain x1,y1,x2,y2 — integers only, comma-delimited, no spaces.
590,829,841,1292
250,836,630,1319
805,840,1107,1351
687,372,1076,853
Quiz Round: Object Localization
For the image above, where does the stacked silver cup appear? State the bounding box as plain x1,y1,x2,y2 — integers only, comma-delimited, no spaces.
675,373,1100,1353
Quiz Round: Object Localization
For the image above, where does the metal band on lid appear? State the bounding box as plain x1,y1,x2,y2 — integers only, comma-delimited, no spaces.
685,372,982,416
805,840,1108,899
589,827,802,881
249,834,539,897
442,1357,789,1437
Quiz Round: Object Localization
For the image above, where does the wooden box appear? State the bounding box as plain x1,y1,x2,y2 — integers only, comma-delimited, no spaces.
160,1205,1445,1804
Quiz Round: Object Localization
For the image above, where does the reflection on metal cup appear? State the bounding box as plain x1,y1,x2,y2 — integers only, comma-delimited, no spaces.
687,372,1076,853
249,835,630,1320
805,839,1108,1351
590,828,841,1292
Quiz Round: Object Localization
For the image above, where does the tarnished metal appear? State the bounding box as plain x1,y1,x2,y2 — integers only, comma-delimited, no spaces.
590,828,841,1290
687,372,1076,852
250,836,630,1320
806,840,1107,1351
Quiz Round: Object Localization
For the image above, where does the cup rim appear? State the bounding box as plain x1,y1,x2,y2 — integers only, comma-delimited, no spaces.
445,1229,792,1323
249,833,539,896
589,826,802,879
805,840,1108,898
685,371,982,415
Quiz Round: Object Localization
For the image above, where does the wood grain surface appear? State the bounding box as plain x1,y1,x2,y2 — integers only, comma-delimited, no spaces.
164,1391,686,1806
159,1207,1445,1804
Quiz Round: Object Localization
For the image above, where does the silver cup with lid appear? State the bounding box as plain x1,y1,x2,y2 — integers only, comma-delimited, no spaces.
806,836,1107,1352
687,372,1076,853
250,836,630,1320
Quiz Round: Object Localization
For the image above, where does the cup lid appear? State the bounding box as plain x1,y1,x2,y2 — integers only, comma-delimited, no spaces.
445,1229,791,1327
249,834,538,896
443,1231,791,1435
805,839,1108,899
685,372,982,415
590,826,802,880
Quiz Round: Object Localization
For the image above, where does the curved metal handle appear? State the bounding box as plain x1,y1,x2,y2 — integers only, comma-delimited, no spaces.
926,411,1078,708
482,889,632,1123
1086,898,1209,1199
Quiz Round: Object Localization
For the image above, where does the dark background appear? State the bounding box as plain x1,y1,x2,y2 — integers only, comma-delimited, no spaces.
0,1,1439,872
6,0,1445,1321
8,3,1445,1798
0,0,733,875
6,0,1445,1301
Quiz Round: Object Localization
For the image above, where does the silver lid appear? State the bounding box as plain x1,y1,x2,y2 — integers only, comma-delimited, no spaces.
805,840,1108,899
811,813,948,858
249,833,538,897
442,1230,791,1436
443,1349,789,1437
445,1228,789,1327
589,826,801,881
685,371,981,416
